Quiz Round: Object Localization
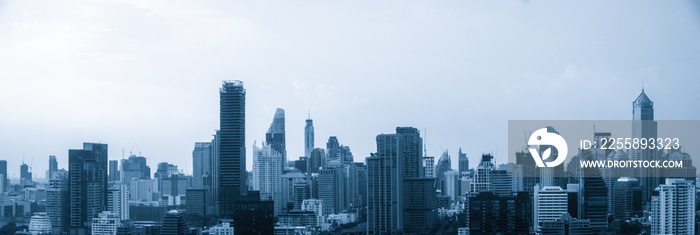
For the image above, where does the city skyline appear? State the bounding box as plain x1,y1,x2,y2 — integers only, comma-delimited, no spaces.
2,1,700,179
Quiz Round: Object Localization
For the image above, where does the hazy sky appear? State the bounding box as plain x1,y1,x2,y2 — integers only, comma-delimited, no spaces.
1,1,700,179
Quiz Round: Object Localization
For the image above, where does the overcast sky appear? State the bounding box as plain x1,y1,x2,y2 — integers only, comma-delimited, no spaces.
1,1,700,179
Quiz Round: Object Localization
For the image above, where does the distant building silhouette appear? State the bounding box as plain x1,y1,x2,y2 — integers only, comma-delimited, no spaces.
120,155,150,183
108,160,119,182
48,155,58,180
305,114,314,158
458,148,469,173
192,142,212,187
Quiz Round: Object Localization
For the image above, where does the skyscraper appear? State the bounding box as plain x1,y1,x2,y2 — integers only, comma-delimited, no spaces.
318,166,345,215
533,186,567,233
579,166,608,233
651,178,695,234
120,155,150,183
612,177,643,220
458,148,469,173
48,155,58,179
0,160,6,193
473,153,495,193
632,89,659,203
109,160,119,182
20,162,31,185
281,170,311,211
422,156,434,178
83,142,109,209
305,115,314,158
192,142,212,187
46,174,69,234
435,150,451,195
69,145,108,234
367,127,434,234
307,148,324,174
325,136,353,165
219,80,247,217
252,143,283,215
266,108,286,168
107,184,129,220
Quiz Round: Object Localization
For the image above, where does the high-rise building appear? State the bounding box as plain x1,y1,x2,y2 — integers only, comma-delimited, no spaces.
91,211,120,235
473,154,495,193
20,163,32,186
266,108,286,169
534,186,568,233
404,178,437,234
651,178,695,235
469,192,531,234
129,178,156,202
307,148,324,174
396,127,423,179
155,162,178,178
326,137,354,165
83,142,109,208
107,184,129,220
120,155,150,183
492,169,512,196
458,148,469,173
348,162,367,208
281,170,311,211
186,188,207,216
318,167,345,215
46,175,69,234
0,160,6,193
367,127,433,234
109,160,119,182
435,150,451,195
253,143,283,215
161,210,189,235
161,174,188,206
579,167,608,233
210,130,220,213
301,199,324,226
218,80,247,217
69,143,108,234
612,177,643,220
192,142,212,187
305,115,314,158
423,156,434,178
632,89,659,204
444,170,460,201
48,155,58,180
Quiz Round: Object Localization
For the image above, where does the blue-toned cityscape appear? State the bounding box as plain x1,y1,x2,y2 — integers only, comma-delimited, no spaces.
0,81,697,235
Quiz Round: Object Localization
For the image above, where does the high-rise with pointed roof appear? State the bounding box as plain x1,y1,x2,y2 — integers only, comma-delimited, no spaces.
305,113,314,158
458,148,469,173
632,89,658,204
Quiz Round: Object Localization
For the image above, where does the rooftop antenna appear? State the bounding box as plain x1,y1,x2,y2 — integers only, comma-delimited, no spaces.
308,110,311,119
